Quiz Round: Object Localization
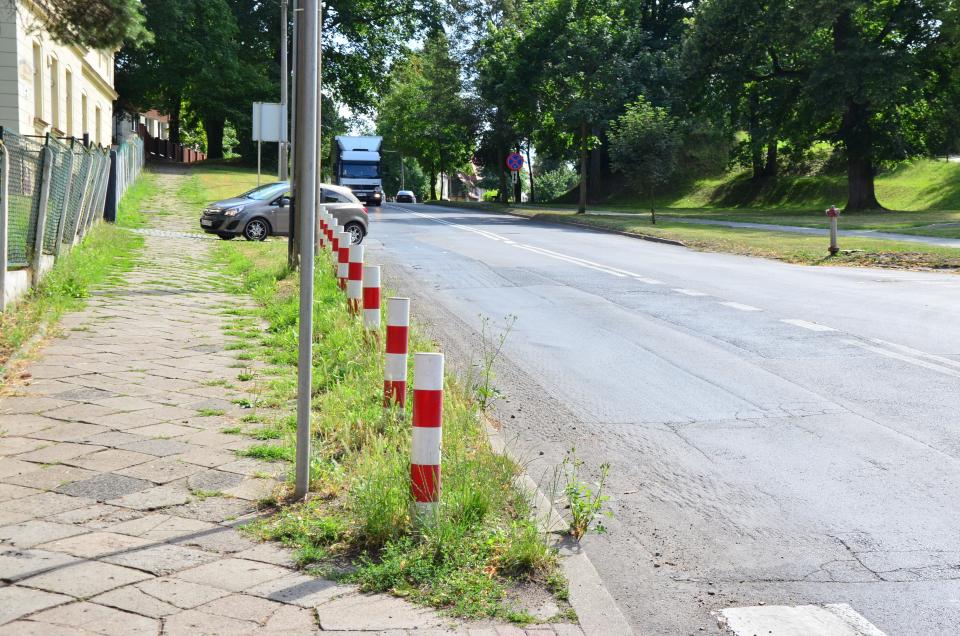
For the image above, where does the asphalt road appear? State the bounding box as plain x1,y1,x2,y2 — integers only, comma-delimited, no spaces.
366,202,960,636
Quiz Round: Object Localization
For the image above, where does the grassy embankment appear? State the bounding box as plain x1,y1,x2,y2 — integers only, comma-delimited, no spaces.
178,165,568,622
0,171,153,378
442,159,960,270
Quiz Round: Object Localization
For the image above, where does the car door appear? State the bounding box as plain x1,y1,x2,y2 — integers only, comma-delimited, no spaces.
268,191,292,235
321,188,348,223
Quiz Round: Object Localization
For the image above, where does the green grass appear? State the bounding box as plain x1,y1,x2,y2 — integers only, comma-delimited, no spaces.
0,180,150,376
515,210,960,270
197,408,226,417
115,171,157,228
491,158,960,238
214,237,562,621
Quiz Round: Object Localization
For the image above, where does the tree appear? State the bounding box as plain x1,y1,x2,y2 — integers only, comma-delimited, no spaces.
683,0,960,210
377,33,477,200
608,98,681,223
38,0,151,49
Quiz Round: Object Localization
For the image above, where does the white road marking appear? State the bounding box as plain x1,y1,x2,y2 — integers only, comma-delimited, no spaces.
781,319,837,332
633,276,664,285
869,338,960,370
513,244,627,277
845,339,960,379
720,301,761,312
673,288,708,297
718,603,886,636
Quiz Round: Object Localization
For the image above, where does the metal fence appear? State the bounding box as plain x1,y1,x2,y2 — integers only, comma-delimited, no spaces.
0,132,144,311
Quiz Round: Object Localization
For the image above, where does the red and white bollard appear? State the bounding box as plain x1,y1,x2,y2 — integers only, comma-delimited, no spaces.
384,297,410,407
826,205,840,256
337,231,350,290
411,352,443,519
362,265,381,331
330,224,340,255
347,244,364,312
317,209,328,248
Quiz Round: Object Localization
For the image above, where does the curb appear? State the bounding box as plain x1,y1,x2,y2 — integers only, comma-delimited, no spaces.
0,318,52,385
485,419,634,636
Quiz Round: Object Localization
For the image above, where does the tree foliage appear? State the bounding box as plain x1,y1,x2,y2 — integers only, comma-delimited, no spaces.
609,98,681,222
377,32,477,200
39,0,151,49
683,0,960,210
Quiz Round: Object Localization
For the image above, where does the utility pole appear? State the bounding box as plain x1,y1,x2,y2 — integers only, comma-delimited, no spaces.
293,0,318,501
279,0,288,181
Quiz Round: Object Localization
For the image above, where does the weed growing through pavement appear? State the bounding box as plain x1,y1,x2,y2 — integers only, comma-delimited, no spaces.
471,314,517,411
556,449,612,540
197,408,226,417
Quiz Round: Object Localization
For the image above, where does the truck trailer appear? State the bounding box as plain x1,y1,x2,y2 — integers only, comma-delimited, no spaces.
331,135,383,206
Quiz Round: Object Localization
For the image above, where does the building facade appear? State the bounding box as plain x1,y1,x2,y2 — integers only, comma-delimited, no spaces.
0,0,117,146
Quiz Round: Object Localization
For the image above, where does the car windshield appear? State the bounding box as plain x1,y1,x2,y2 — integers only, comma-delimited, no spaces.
340,163,380,179
240,183,288,201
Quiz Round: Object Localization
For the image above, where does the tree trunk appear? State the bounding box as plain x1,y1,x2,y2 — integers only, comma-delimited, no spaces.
650,186,656,224
204,116,225,159
841,100,882,210
834,8,882,211
525,141,535,204
748,89,763,180
577,121,588,214
496,145,508,203
589,124,603,199
513,145,522,203
430,170,437,201
762,140,778,178
169,97,181,144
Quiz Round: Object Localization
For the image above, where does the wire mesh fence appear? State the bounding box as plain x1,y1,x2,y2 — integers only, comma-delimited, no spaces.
0,132,145,306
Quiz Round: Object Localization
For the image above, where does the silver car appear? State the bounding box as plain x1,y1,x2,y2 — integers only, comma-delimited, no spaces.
200,182,369,243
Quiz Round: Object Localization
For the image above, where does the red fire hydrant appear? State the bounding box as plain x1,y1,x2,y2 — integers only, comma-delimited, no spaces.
825,205,840,255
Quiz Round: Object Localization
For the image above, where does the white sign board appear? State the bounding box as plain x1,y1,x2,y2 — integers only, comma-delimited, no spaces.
252,102,287,142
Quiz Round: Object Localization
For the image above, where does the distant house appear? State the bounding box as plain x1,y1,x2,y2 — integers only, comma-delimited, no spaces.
114,108,169,142
0,1,117,146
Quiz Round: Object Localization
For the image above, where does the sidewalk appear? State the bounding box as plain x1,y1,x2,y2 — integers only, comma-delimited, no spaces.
0,167,577,635
583,211,960,249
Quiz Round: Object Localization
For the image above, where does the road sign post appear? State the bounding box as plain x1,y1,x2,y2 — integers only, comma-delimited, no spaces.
506,152,524,204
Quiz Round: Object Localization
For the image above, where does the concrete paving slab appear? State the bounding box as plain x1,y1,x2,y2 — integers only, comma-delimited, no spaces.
134,576,230,609
55,473,153,501
26,600,160,635
0,586,72,625
18,559,152,596
173,557,291,592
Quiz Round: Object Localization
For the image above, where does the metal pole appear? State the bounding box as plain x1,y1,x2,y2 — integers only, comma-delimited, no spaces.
0,143,7,313
288,0,302,268
257,140,261,187
293,0,318,501
400,156,404,191
279,0,288,181
314,2,323,218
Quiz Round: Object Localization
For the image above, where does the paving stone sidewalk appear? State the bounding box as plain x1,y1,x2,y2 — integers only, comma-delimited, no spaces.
0,167,580,635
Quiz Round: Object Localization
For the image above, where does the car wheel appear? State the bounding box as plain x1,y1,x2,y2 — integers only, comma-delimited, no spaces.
216,233,234,240
243,218,270,241
345,222,365,245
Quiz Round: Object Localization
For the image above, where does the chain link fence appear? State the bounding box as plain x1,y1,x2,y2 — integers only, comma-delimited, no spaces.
0,132,145,310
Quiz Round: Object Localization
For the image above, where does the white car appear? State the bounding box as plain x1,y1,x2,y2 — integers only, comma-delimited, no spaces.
395,190,417,203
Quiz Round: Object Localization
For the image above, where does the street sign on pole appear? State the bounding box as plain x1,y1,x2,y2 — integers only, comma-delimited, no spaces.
253,102,288,187
506,152,523,172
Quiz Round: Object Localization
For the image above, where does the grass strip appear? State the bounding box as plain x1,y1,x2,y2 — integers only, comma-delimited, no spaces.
0,177,152,378
432,201,960,271
213,239,565,622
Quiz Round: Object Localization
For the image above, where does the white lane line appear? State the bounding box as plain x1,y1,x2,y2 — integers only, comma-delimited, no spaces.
673,288,708,297
633,276,664,285
720,301,761,312
781,319,837,332
719,603,886,636
845,339,960,379
513,244,627,277
869,338,960,370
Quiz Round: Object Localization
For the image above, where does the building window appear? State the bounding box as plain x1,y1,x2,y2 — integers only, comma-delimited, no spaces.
65,69,73,135
81,93,87,138
32,43,42,122
95,106,101,145
49,56,59,129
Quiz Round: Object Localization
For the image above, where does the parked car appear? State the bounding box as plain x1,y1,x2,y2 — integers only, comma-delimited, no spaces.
395,190,417,203
200,182,368,243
